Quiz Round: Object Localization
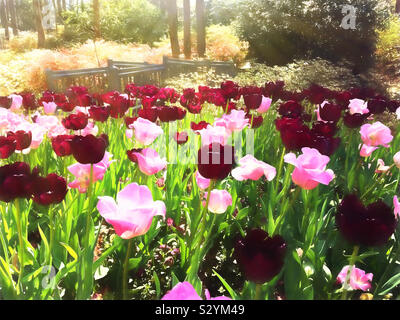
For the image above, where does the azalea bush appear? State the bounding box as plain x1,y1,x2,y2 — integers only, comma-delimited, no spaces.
0,80,400,300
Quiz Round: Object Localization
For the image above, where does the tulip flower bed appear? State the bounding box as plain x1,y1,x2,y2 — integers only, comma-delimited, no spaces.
0,81,400,301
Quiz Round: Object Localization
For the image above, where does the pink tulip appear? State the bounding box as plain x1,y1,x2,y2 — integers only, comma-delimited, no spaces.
284,147,334,190
396,107,400,120
81,121,99,136
375,159,390,174
232,154,276,181
204,189,232,214
256,96,272,114
132,117,163,146
348,99,369,115
360,122,393,147
214,110,249,132
8,94,23,112
97,182,166,239
125,129,133,139
43,101,57,114
394,196,400,220
337,266,373,292
199,124,231,146
68,152,114,193
195,170,210,190
360,144,378,158
162,282,231,300
394,151,400,169
132,148,167,176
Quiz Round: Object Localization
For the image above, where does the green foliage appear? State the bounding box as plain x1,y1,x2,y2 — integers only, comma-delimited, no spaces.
376,14,400,67
207,0,245,25
237,0,391,72
62,0,167,45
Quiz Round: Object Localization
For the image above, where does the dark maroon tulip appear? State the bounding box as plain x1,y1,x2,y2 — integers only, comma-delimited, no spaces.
336,195,397,247
0,96,12,109
51,135,74,157
105,92,130,119
279,123,312,152
139,85,159,98
235,229,286,284
0,162,35,202
175,107,187,120
32,173,67,205
99,133,109,149
243,93,262,110
124,116,138,128
310,134,341,156
127,148,143,163
264,81,285,101
221,81,240,100
319,103,342,122
197,143,235,180
125,84,141,98
138,107,158,122
70,134,107,164
156,87,180,103
368,98,386,114
58,102,75,113
174,131,188,145
343,112,368,128
38,90,55,105
312,121,338,137
278,100,303,118
191,121,210,133
335,91,353,107
187,103,202,114
7,131,32,150
21,92,38,110
89,106,110,123
62,112,89,131
0,136,16,159
303,84,332,105
387,100,400,113
275,117,303,132
246,114,264,129
157,106,177,122
67,86,92,107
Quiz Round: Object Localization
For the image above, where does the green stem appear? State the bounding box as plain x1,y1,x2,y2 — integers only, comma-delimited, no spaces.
48,204,54,265
255,283,262,300
123,239,133,300
15,200,24,296
274,147,286,193
197,180,215,250
0,205,9,263
341,245,360,300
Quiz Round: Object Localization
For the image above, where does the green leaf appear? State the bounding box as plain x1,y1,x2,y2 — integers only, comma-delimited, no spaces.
378,273,400,296
60,242,78,261
213,270,238,300
128,257,142,271
153,271,161,299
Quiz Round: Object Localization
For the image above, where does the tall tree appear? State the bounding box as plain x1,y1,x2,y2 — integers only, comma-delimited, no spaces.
396,0,400,14
93,0,100,40
62,0,66,11
183,0,191,59
0,0,9,40
166,0,180,58
7,0,18,36
33,0,45,48
196,0,206,58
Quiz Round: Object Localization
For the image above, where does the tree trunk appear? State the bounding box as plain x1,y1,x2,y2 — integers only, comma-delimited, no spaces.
56,0,62,20
166,0,180,58
7,0,18,36
183,0,191,59
62,0,66,10
52,0,58,31
0,0,9,40
396,0,400,14
33,0,45,48
196,0,206,58
93,0,100,40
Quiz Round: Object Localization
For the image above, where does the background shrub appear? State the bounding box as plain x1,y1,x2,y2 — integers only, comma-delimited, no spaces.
237,0,391,72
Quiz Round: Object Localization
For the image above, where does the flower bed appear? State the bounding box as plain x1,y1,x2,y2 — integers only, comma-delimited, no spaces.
0,81,399,300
